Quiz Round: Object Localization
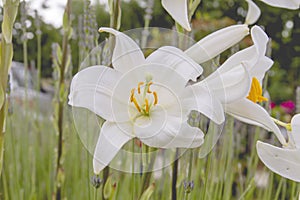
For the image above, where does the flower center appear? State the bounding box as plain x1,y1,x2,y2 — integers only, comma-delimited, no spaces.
247,77,268,103
130,78,158,116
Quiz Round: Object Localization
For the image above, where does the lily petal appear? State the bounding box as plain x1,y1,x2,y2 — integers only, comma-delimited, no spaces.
135,106,204,148
259,0,300,10
181,84,225,124
161,0,191,31
217,26,268,74
93,121,133,174
250,25,269,57
68,65,124,121
201,63,251,104
251,56,273,82
99,27,146,74
257,141,300,182
291,114,300,148
185,24,249,64
163,122,204,148
225,99,287,145
245,0,261,25
146,46,203,83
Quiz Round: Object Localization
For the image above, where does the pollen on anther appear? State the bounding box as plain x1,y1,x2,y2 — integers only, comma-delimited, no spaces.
130,88,135,102
145,99,149,113
132,97,141,112
147,82,153,93
153,91,158,105
138,82,144,94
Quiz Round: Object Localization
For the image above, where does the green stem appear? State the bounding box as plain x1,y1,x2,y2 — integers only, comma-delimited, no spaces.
172,149,179,200
94,187,98,200
130,140,135,200
55,1,72,199
36,33,42,91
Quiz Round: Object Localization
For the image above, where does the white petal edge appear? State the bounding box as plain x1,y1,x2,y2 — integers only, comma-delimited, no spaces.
68,65,124,121
257,141,300,182
135,108,204,148
260,0,300,10
245,0,261,25
184,24,249,64
181,84,225,125
291,114,300,148
146,46,203,83
93,121,133,174
225,99,287,145
161,0,191,31
99,27,146,74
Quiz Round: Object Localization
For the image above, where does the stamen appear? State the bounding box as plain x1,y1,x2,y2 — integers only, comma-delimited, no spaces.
145,99,149,113
247,77,268,103
138,82,144,94
147,82,153,93
132,97,141,112
130,88,135,102
153,91,158,105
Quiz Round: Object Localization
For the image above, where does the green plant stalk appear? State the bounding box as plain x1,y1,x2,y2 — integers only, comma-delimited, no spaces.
36,32,42,91
172,149,179,200
55,0,72,199
183,149,194,200
109,0,122,30
0,0,19,176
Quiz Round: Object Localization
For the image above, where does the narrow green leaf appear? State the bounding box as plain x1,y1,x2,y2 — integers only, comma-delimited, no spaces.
0,86,4,110
140,183,155,200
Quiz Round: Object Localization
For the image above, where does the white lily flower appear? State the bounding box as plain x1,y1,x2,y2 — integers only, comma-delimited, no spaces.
260,0,300,10
189,25,286,145
185,0,261,64
161,0,191,31
69,27,227,174
257,114,300,182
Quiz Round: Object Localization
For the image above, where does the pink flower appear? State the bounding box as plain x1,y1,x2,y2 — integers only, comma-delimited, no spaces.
280,100,295,114
270,102,276,109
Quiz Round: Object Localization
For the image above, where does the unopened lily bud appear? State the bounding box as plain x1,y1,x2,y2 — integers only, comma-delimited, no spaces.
184,24,249,64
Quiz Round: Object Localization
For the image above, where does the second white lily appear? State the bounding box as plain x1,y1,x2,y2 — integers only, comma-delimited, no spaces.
257,114,300,182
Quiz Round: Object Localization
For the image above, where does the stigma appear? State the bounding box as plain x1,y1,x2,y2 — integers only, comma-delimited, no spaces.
130,79,158,116
247,77,268,103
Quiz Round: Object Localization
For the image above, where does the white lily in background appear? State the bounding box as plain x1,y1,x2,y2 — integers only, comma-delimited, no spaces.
260,0,300,10
161,0,191,31
190,25,286,145
257,114,300,182
185,0,261,64
69,27,231,174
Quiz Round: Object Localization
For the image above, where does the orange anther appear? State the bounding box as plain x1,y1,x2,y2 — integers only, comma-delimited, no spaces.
138,82,144,94
153,91,158,105
147,82,153,93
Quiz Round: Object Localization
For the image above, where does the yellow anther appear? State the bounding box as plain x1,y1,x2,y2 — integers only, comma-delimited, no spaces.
138,82,144,94
147,82,153,93
132,97,141,113
153,91,158,105
130,88,135,102
247,77,268,103
145,99,149,113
